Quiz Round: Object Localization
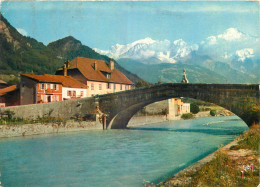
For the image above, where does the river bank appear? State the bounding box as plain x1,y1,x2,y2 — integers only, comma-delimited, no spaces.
0,110,234,138
155,124,259,186
0,115,168,138
0,121,103,138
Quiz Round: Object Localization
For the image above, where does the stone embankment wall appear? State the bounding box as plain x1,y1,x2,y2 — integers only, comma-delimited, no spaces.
0,96,97,120
0,121,103,138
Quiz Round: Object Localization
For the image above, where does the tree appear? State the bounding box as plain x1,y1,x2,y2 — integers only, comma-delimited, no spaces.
190,103,200,114
210,110,216,116
135,80,151,88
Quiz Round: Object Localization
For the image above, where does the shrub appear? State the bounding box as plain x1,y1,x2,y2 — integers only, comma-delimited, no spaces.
210,110,216,116
161,108,168,115
135,80,152,88
181,113,194,120
190,103,200,114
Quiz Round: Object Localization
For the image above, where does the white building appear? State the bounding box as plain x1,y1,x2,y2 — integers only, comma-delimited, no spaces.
167,98,190,120
56,57,134,97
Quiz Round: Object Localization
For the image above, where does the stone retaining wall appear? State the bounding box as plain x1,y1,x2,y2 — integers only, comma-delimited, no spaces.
0,120,103,138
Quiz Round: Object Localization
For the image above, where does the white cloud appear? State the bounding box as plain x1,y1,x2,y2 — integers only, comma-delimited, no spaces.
218,28,246,41
222,52,232,59
236,48,254,62
198,27,259,62
206,36,217,45
17,28,28,36
202,28,247,46
139,50,156,59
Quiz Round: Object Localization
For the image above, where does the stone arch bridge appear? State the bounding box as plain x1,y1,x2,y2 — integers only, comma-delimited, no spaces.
1,84,259,128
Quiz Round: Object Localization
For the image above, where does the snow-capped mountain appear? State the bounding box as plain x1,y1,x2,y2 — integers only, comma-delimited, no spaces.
94,28,259,84
94,28,259,66
94,37,198,63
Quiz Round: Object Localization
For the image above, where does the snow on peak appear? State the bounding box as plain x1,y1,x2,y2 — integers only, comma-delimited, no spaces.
132,37,156,45
94,37,196,63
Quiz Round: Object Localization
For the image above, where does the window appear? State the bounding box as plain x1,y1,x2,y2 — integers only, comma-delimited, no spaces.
54,84,57,90
107,73,111,79
68,90,71,96
107,83,110,89
120,84,122,90
80,91,84,96
53,95,59,102
91,83,94,90
99,84,102,90
41,83,45,90
73,91,76,97
125,85,127,90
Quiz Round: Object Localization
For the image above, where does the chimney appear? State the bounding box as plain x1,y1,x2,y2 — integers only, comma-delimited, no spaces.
109,59,114,70
94,61,97,70
64,60,68,76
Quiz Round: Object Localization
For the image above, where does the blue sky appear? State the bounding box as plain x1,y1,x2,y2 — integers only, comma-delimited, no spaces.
1,1,259,51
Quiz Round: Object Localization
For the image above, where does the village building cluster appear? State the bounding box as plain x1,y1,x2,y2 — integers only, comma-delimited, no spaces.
0,57,134,107
0,57,190,116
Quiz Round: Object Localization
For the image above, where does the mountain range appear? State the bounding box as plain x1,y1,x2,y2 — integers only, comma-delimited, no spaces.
0,13,143,84
0,12,258,85
95,29,260,84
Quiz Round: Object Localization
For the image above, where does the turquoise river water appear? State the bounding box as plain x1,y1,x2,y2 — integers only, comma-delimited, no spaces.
0,116,248,186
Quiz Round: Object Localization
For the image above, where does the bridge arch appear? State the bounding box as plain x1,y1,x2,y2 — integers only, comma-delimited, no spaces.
98,84,259,129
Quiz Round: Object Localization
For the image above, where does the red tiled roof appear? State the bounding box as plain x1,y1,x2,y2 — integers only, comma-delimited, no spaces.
0,85,17,96
58,57,134,85
21,74,88,89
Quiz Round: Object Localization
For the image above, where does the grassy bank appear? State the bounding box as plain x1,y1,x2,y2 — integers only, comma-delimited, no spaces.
0,110,95,126
158,124,259,187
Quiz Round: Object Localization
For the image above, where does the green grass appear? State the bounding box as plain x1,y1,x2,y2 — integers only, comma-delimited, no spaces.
0,116,67,126
0,110,73,125
189,150,259,187
186,125,260,186
230,125,260,151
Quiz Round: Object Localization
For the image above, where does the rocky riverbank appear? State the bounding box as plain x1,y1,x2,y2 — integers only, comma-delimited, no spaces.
0,110,234,139
155,125,259,186
0,121,103,138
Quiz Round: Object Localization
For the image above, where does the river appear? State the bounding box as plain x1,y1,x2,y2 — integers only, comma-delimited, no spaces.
0,116,248,186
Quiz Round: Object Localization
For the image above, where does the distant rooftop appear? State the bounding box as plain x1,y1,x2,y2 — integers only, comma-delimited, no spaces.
21,74,88,89
57,57,134,85
0,85,17,96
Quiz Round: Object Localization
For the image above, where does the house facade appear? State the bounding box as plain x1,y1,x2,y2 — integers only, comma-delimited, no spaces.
56,57,134,97
20,74,88,105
